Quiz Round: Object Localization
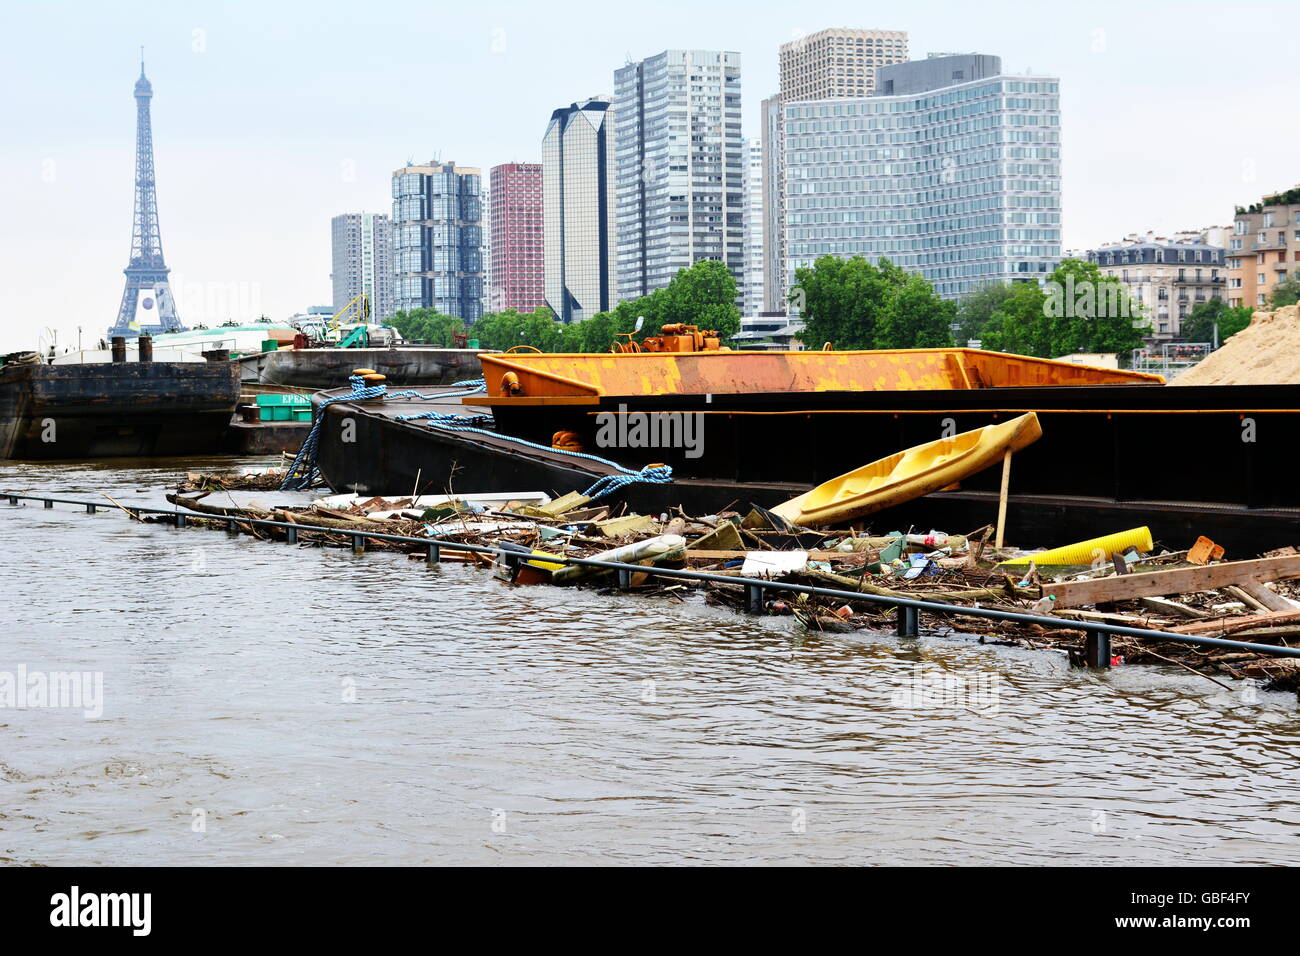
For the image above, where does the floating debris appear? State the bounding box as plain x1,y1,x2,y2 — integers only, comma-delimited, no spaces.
145,476,1300,693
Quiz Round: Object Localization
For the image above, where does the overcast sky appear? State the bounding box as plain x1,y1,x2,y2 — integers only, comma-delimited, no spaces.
2,0,1296,351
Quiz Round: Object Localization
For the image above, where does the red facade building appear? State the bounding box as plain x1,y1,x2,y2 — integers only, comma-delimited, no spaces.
489,163,544,313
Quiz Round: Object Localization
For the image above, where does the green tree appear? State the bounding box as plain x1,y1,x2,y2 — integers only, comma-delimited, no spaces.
654,259,742,340
1180,299,1252,346
954,282,1016,347
973,281,1050,356
1270,277,1300,308
789,255,889,349
390,308,464,345
1040,259,1148,362
789,255,954,350
949,260,1148,363
874,267,957,349
464,259,743,354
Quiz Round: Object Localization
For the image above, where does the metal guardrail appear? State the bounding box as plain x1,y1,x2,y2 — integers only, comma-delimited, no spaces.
7,492,1300,670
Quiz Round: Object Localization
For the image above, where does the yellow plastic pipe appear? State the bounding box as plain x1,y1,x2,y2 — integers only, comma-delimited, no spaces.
999,527,1155,566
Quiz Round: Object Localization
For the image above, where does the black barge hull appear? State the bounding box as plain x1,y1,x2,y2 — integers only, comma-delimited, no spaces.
237,348,485,389
311,384,1300,553
0,362,240,460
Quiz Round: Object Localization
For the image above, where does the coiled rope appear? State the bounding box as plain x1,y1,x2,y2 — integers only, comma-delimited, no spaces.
279,374,672,501
279,375,487,490
398,414,674,501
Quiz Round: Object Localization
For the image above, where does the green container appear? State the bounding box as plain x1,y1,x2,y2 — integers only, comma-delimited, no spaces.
291,408,312,422
260,406,292,422
261,340,279,352
255,394,312,406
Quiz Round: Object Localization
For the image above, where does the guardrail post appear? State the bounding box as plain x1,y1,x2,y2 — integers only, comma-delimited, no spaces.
43,499,53,509
745,583,764,615
176,513,188,527
7,496,17,505
426,544,439,565
897,605,920,637
616,567,633,590
86,503,97,514
226,518,236,533
285,526,297,544
352,534,365,554
1085,631,1112,669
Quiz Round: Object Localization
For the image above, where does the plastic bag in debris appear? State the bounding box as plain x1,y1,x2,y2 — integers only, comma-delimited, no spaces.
901,553,940,580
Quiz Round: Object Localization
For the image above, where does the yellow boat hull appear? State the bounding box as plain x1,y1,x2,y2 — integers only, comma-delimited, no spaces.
771,413,1043,527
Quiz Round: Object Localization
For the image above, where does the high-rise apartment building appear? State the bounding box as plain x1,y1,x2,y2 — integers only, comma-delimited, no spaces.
741,139,764,315
783,54,1061,299
391,161,484,321
762,28,908,310
330,212,394,321
613,50,744,301
543,99,618,322
1228,187,1300,308
489,163,544,313
779,27,909,100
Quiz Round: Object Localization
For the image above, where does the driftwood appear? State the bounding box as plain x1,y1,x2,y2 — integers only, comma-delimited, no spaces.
1043,554,1300,608
166,493,412,536
1171,608,1300,637
803,568,1036,603
166,493,274,520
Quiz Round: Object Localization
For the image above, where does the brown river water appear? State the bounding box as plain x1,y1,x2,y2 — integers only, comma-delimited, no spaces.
1,457,1298,866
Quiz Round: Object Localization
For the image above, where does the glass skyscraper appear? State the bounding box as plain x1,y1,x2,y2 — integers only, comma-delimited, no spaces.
613,50,744,300
783,54,1061,299
543,99,617,323
391,161,485,320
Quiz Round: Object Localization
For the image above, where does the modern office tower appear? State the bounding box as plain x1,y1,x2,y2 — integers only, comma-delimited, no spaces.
543,98,618,322
762,28,909,311
613,50,744,301
741,138,764,315
760,94,783,312
330,212,394,321
391,160,485,321
1227,187,1300,309
489,163,544,313
783,54,1061,299
1087,231,1227,341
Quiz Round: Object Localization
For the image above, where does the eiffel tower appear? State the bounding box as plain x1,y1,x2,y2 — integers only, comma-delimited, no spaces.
110,53,184,338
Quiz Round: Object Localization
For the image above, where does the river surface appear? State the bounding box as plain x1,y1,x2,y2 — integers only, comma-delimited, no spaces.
1,457,1298,866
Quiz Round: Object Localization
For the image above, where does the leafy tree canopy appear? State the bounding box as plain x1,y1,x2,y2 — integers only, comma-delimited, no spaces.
789,255,954,350
1270,277,1300,308
1180,298,1252,346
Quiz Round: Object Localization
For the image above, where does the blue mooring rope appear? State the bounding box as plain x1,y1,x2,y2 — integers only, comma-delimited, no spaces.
279,374,673,502
279,375,487,490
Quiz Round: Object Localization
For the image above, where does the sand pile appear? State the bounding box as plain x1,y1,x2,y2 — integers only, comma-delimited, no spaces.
1173,305,1300,386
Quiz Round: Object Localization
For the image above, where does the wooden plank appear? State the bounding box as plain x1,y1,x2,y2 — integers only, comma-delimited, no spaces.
1042,554,1300,608
1225,585,1270,613
1137,596,1208,619
1235,581,1299,612
1171,608,1300,636
994,450,1012,549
